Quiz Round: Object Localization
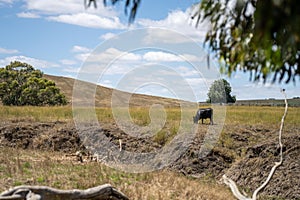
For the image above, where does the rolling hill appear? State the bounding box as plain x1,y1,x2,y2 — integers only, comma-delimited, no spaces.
45,74,300,107
44,74,184,108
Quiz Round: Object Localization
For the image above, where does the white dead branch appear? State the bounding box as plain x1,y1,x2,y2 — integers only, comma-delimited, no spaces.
119,139,122,151
223,90,288,200
0,184,128,200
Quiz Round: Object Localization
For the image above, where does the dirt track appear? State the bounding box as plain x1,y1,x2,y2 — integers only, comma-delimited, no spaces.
0,121,299,199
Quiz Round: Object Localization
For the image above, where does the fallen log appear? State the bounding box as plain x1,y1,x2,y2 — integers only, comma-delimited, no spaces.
0,184,129,200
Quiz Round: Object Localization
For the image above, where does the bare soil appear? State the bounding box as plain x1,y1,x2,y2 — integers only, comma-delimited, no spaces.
0,121,299,199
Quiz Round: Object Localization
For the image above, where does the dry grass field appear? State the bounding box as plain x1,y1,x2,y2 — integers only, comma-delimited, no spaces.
0,105,299,199
0,75,299,199
0,147,234,200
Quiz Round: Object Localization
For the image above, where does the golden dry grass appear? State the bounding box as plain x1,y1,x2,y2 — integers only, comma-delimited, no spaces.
0,105,299,199
44,74,182,108
1,105,299,125
0,147,234,200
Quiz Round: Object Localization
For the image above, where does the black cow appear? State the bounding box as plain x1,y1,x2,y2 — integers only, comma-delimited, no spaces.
193,108,213,125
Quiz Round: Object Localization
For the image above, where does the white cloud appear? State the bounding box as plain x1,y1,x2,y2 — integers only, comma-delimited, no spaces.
243,85,299,100
104,64,134,75
143,51,182,62
186,77,208,87
0,0,14,5
0,0,13,2
227,71,300,100
17,12,40,18
0,47,19,54
176,66,200,77
0,55,59,69
71,45,91,53
75,52,91,62
100,32,117,40
142,51,201,63
60,59,77,65
0,0,15,6
71,45,93,62
143,28,192,44
74,48,142,78
139,10,188,28
23,0,114,16
62,66,80,73
99,79,113,88
111,66,200,101
20,0,126,30
138,9,208,43
135,84,177,99
77,49,205,79
181,54,203,62
86,47,141,63
48,13,126,29
24,0,82,15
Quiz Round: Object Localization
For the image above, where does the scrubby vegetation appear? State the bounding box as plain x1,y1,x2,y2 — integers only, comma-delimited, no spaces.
0,61,67,106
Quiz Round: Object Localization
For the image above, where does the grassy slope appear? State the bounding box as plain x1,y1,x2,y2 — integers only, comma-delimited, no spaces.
44,74,182,108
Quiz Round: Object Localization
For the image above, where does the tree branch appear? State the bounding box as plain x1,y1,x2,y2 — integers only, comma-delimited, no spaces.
0,184,129,200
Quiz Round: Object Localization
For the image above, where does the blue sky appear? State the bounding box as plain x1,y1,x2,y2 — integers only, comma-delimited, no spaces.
0,0,298,101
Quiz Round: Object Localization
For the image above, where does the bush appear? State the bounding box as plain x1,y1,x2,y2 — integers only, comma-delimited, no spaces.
0,61,67,106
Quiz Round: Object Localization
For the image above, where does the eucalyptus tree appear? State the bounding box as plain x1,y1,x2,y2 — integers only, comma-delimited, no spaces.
0,61,68,106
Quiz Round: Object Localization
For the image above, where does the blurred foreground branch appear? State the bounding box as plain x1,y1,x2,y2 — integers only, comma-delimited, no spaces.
0,184,129,200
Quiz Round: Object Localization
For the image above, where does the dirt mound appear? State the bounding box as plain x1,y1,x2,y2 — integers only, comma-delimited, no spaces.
224,130,300,199
0,122,82,153
171,124,299,199
170,125,234,178
95,123,162,153
0,122,162,154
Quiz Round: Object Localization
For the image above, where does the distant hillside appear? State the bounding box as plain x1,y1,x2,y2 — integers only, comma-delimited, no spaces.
199,98,300,107
44,74,183,107
235,98,300,107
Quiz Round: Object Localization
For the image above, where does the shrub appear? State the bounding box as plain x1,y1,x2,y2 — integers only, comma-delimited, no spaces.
0,61,67,106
